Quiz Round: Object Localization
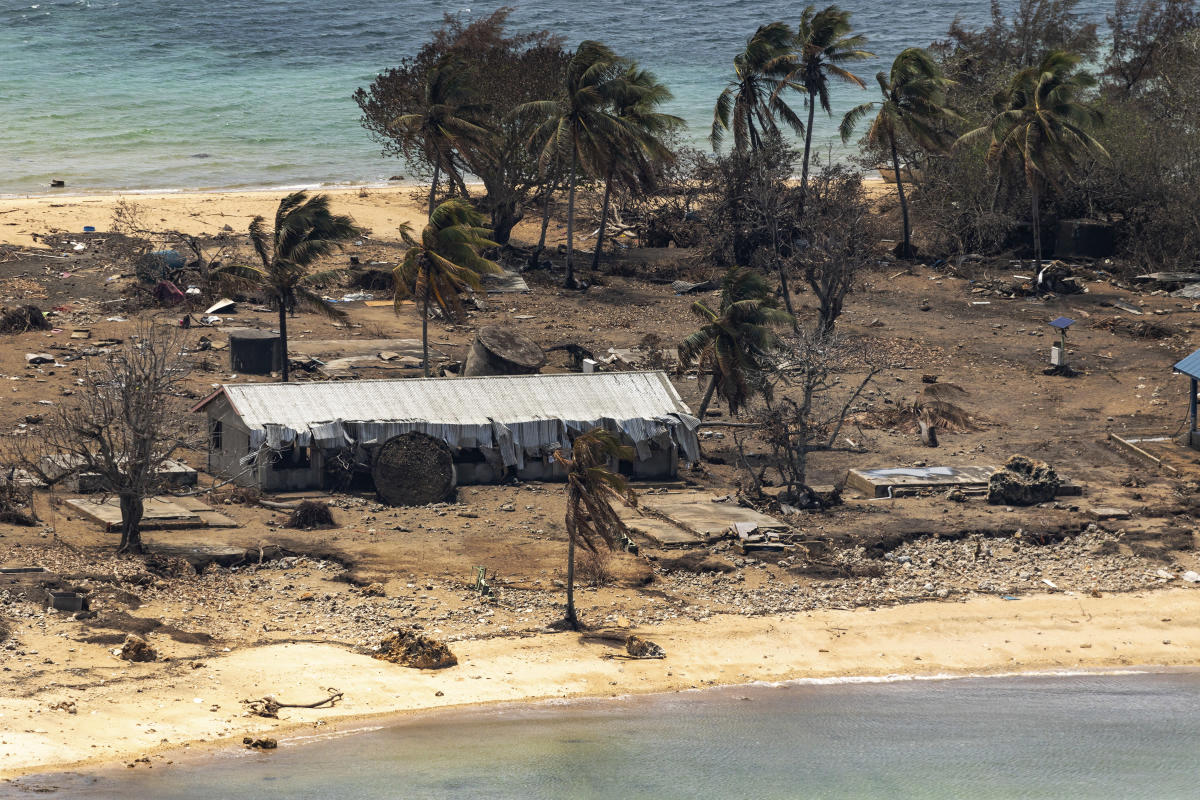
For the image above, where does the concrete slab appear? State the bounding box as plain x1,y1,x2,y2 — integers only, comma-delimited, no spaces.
618,509,700,548
483,271,530,293
845,466,998,498
65,496,238,532
637,492,787,539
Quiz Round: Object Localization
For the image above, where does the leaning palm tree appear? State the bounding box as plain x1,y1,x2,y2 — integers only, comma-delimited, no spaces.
392,59,489,215
780,5,873,194
711,22,806,153
840,47,961,257
679,267,793,420
222,192,360,382
552,428,636,631
520,41,633,289
957,50,1106,273
393,199,501,376
591,65,683,271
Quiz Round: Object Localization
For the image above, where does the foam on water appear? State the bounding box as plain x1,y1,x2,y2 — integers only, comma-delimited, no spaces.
3,0,1110,195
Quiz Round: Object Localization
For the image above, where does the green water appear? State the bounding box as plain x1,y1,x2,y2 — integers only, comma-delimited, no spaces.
7,672,1199,799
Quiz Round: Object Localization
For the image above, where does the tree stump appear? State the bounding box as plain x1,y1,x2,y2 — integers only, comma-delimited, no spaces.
372,432,456,506
462,325,545,377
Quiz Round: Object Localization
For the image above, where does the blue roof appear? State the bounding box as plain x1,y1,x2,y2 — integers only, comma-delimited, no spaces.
1174,349,1200,379
1049,316,1074,329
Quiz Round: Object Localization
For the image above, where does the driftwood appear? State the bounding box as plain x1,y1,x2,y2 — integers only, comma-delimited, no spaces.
243,687,343,718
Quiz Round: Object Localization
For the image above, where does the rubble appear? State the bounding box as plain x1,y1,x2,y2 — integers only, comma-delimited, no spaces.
373,629,458,669
118,634,158,663
987,455,1059,506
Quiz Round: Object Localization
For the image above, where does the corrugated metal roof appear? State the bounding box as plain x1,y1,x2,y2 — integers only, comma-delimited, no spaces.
1175,349,1200,379
197,371,700,465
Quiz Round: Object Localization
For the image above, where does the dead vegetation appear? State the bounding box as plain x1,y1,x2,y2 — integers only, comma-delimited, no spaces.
284,501,337,530
0,305,51,334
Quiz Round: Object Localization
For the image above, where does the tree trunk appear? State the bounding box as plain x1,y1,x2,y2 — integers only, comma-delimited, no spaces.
118,493,144,554
447,161,469,199
564,149,579,289
800,97,817,200
278,296,289,382
489,197,522,245
427,162,441,217
697,374,718,421
591,167,615,272
421,257,431,378
565,531,578,630
1030,178,1043,274
889,131,913,258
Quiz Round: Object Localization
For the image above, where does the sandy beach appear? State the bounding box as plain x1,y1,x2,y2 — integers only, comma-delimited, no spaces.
0,187,427,247
3,589,1198,780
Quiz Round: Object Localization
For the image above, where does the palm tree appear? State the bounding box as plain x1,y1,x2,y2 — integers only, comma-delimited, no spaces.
393,199,501,376
711,22,806,153
591,65,683,271
679,267,793,420
840,47,961,257
222,192,360,382
391,59,489,215
781,5,873,194
551,428,636,630
521,41,634,289
957,50,1106,273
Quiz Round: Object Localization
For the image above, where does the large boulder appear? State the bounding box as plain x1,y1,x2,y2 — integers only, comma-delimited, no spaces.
987,455,1060,506
374,629,458,670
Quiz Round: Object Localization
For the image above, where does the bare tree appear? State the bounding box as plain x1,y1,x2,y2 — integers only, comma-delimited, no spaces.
5,324,198,553
750,330,880,506
796,163,881,335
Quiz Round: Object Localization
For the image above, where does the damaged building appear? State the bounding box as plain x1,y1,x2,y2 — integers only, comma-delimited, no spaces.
191,371,700,492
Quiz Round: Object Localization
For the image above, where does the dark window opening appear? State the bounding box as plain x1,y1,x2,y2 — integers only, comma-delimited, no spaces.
210,420,223,451
272,444,312,471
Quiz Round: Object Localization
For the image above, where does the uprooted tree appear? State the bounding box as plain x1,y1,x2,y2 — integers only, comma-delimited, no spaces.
4,324,198,553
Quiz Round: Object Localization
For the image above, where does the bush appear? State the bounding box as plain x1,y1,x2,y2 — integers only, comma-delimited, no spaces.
284,501,336,530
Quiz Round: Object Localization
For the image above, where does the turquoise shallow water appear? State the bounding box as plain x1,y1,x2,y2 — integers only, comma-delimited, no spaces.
7,671,1200,799
2,0,1108,194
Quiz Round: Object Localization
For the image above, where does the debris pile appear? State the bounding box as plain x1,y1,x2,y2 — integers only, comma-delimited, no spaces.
625,634,665,659
284,501,336,530
118,634,157,663
373,629,458,669
0,305,52,334
987,455,1060,506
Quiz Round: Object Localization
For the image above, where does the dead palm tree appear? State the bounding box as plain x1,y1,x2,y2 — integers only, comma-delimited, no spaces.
552,428,636,630
679,267,793,420
393,199,501,376
711,22,806,153
957,50,1106,273
840,47,961,257
220,192,360,381
779,5,873,195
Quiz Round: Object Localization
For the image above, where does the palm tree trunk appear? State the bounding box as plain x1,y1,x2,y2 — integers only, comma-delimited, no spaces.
428,163,441,217
697,374,718,420
530,183,554,269
889,131,912,258
565,149,579,289
801,99,817,200
278,297,289,382
591,167,615,272
565,531,578,629
1030,178,1042,274
421,258,431,378
117,493,144,554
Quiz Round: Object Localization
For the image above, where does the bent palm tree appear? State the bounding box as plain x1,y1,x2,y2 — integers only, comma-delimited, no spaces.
840,47,961,257
592,65,683,270
679,267,793,420
552,428,636,630
221,192,360,382
392,59,489,214
781,5,872,194
393,199,501,376
711,22,805,153
520,41,633,289
957,50,1106,273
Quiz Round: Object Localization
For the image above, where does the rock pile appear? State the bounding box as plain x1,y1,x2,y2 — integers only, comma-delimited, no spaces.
374,629,458,669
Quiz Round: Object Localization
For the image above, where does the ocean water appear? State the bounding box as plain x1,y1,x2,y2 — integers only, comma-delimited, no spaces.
0,1,1109,195
7,671,1200,799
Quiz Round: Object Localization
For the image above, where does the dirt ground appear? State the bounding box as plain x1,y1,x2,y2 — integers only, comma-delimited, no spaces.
1,186,1199,778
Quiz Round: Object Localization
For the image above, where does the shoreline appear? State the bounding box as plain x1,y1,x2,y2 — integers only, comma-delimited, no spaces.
4,588,1198,782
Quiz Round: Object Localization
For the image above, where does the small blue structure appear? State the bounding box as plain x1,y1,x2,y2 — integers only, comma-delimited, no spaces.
1173,348,1200,447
